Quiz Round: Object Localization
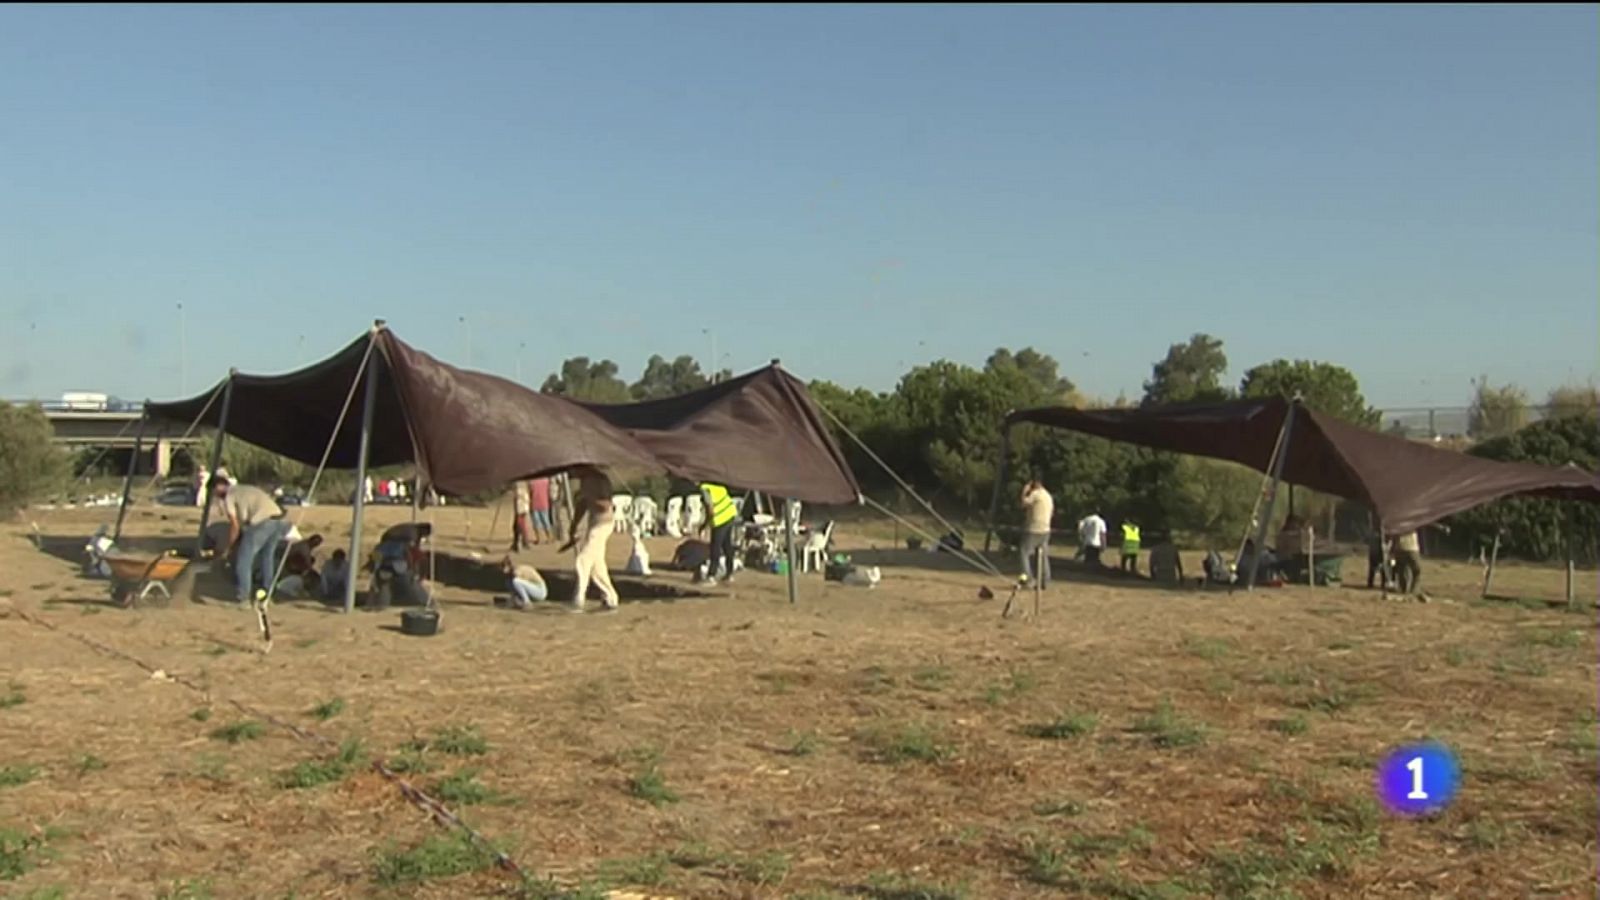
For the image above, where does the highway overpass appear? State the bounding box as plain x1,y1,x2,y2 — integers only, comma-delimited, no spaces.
10,402,207,476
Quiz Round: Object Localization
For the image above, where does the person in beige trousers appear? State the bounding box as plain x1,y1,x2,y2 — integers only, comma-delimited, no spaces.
559,468,619,612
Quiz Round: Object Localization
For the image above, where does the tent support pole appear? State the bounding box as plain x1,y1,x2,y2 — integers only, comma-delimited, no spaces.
1480,531,1500,598
113,411,149,543
194,372,237,559
1380,522,1393,600
344,348,382,615
1243,400,1297,591
983,424,1012,554
783,498,799,605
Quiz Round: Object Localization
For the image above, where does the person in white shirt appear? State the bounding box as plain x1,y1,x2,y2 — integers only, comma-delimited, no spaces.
1019,479,1055,588
1077,512,1107,567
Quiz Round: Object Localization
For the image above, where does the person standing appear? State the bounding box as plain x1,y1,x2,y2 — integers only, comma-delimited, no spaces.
212,477,291,606
1077,511,1107,567
193,464,209,507
1392,530,1423,595
1019,478,1054,589
529,476,554,544
699,481,740,583
1364,515,1388,589
510,481,533,552
1120,519,1142,574
559,468,619,612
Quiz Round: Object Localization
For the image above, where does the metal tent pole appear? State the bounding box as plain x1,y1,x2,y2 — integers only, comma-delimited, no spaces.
783,497,799,605
112,411,150,543
194,372,237,559
344,334,383,615
982,424,1012,554
1480,532,1500,598
1242,400,1297,591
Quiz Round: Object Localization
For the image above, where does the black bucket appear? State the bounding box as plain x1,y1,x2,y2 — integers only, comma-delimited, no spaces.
399,609,441,636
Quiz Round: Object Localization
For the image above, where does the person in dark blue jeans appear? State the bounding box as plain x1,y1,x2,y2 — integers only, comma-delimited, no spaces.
214,478,292,604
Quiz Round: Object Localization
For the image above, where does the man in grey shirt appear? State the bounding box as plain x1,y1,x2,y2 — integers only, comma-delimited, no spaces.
212,477,291,605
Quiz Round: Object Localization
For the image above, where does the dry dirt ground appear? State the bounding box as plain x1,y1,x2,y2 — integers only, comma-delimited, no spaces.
1,502,1595,900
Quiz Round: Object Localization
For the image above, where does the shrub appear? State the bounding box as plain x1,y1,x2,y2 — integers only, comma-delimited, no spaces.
0,404,70,515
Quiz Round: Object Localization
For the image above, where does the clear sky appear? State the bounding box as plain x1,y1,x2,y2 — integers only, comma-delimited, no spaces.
2,4,1595,409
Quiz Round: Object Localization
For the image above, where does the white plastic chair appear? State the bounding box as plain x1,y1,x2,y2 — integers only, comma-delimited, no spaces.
664,496,684,538
611,494,634,533
633,496,658,537
801,520,834,573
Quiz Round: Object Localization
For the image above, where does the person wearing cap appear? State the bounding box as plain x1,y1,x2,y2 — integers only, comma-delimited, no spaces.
213,477,291,605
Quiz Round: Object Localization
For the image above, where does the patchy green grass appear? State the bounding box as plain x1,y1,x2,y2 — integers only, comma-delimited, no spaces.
910,666,952,691
1443,646,1472,667
17,885,67,900
292,638,319,650
860,872,972,900
74,753,108,776
1023,711,1098,740
1032,797,1086,818
860,723,955,764
189,707,212,722
200,644,228,657
1181,635,1233,660
191,753,229,783
596,853,670,887
783,729,820,757
209,720,264,744
387,747,439,775
1491,653,1549,678
1268,715,1310,736
981,669,1037,706
1260,666,1315,687
626,747,679,807
0,685,25,709
156,878,214,900
276,739,366,789
309,697,346,721
755,671,795,695
1463,817,1525,851
1131,700,1207,748
1292,680,1371,714
432,767,514,806
423,725,489,756
855,665,897,695
0,827,60,880
730,850,790,885
0,765,40,788
1513,628,1586,650
373,831,501,886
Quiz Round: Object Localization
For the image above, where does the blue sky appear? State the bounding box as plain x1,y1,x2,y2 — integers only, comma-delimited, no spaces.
2,4,1595,409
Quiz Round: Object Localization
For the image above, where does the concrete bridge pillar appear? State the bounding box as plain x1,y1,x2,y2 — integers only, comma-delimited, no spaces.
154,438,172,477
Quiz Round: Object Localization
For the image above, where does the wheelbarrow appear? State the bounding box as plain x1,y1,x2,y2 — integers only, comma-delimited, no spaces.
104,552,191,608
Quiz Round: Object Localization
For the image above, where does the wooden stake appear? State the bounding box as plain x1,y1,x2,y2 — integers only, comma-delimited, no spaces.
1481,532,1500,598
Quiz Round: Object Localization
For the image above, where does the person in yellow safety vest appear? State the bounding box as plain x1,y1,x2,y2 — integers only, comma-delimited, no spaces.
699,481,740,584
1120,521,1141,574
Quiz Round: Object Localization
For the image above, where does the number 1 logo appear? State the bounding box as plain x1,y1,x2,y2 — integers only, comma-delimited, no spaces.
1406,756,1428,800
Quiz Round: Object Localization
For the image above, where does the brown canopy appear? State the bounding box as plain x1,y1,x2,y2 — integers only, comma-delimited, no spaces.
1007,397,1600,534
146,328,861,504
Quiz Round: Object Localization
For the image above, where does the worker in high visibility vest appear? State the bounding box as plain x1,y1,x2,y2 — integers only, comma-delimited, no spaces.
1120,521,1141,574
700,481,740,583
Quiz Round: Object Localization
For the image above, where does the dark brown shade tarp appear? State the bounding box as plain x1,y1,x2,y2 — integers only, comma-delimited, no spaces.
146,329,861,504
1006,397,1600,534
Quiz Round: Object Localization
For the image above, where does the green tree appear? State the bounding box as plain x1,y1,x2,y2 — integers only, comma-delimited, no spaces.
630,355,710,401
1545,382,1598,421
1447,415,1599,562
1468,379,1530,439
984,348,1076,403
540,357,631,403
1143,333,1231,406
1239,359,1379,426
0,403,70,515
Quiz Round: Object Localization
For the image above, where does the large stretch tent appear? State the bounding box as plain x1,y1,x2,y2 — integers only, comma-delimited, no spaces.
146,322,861,611
987,396,1600,588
